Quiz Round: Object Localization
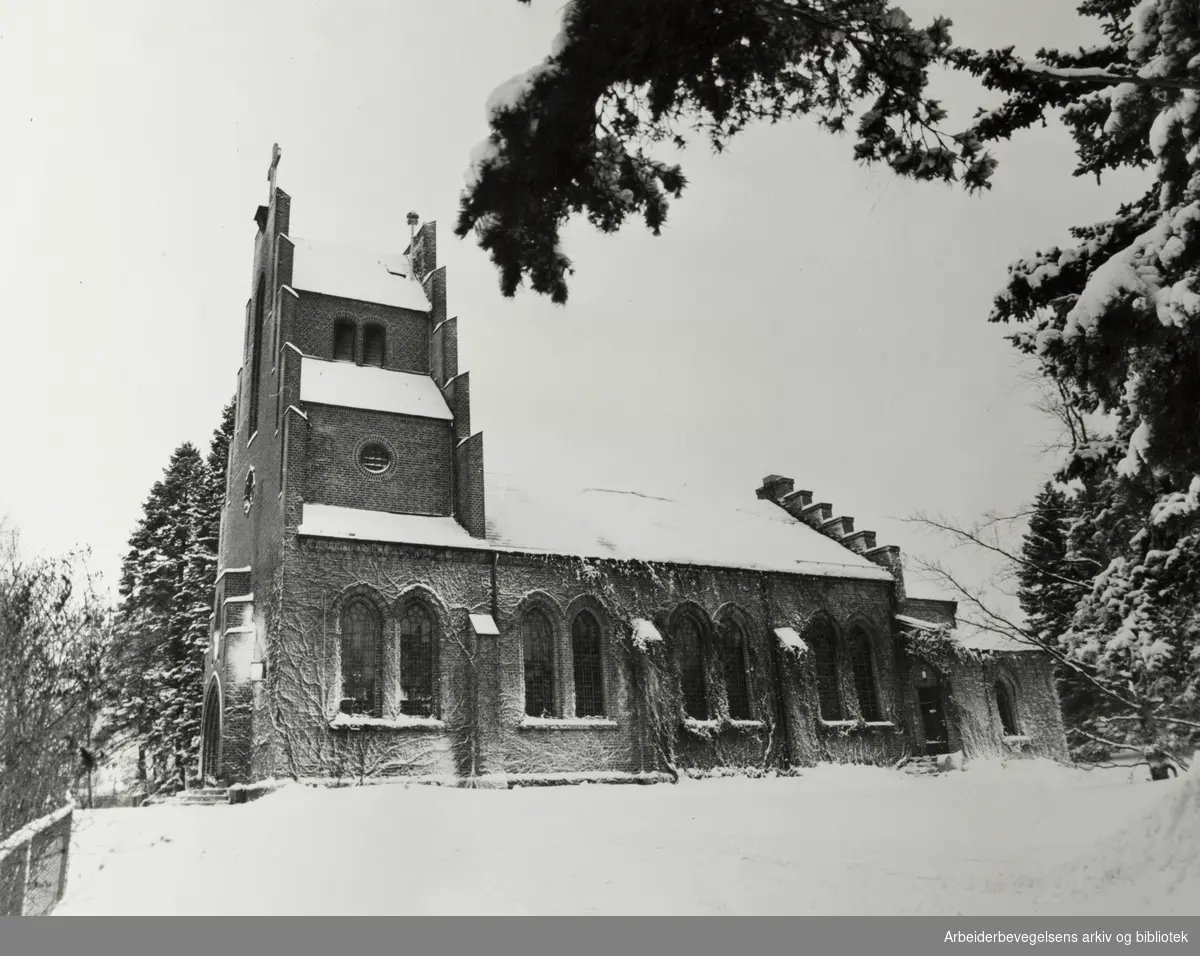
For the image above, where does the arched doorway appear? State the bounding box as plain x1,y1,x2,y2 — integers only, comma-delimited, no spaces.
201,680,221,783
911,659,949,756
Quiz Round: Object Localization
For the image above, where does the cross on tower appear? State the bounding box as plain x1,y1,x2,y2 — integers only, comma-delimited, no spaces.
267,143,281,195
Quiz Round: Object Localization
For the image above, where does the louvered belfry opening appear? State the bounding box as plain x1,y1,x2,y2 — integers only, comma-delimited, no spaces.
333,320,355,362
363,325,385,367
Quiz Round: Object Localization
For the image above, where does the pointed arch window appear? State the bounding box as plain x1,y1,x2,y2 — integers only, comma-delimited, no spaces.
571,610,604,717
720,619,753,720
398,604,435,717
675,614,709,720
522,609,556,717
809,623,842,721
995,679,1019,736
341,599,380,716
248,275,266,434
333,321,355,362
848,628,881,722
363,326,386,367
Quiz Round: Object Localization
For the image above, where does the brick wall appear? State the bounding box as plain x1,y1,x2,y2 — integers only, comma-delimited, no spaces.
299,405,453,516
286,292,430,373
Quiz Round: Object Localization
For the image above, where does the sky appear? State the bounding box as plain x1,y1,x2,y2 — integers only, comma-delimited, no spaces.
0,1,1150,607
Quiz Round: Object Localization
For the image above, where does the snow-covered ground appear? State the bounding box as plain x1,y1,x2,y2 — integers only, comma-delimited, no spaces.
57,759,1199,915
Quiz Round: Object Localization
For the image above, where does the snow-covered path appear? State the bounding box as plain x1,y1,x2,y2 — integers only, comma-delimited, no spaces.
57,761,1199,915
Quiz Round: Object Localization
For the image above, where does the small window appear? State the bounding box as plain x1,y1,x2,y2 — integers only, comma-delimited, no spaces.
333,321,355,362
243,469,256,515
996,680,1019,736
363,326,385,367
359,443,391,474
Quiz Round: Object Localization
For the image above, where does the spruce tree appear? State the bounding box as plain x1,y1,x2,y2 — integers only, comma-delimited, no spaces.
112,400,234,789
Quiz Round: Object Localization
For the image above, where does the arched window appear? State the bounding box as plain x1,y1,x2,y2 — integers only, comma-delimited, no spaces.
248,275,266,433
333,320,355,362
398,604,435,717
995,680,1019,736
720,619,753,720
675,615,709,720
341,599,380,716
809,622,842,721
848,628,881,722
363,326,386,367
522,609,556,717
571,610,604,717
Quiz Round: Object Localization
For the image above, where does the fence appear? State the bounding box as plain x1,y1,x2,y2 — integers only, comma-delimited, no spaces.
0,803,74,915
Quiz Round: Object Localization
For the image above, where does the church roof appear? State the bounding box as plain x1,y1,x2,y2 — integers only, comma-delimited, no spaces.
287,236,431,312
296,474,895,581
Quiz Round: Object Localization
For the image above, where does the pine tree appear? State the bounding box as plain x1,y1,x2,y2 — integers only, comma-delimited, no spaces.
957,1,1200,760
111,400,234,789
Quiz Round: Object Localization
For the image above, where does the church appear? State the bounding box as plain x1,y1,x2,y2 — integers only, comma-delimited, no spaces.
200,149,1069,787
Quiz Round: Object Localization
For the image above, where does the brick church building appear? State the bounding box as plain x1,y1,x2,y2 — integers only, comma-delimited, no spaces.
200,150,1068,786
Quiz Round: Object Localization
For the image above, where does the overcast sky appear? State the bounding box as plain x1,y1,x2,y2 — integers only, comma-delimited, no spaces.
0,1,1149,605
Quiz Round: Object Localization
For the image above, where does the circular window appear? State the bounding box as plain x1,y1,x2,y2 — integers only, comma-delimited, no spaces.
359,443,392,474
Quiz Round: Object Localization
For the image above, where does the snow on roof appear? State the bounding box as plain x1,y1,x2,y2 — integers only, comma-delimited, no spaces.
297,504,488,550
774,627,807,654
631,618,663,649
903,584,958,603
894,614,949,632
300,356,453,420
288,236,431,312
958,630,1044,653
894,614,1042,654
483,474,895,580
296,476,895,581
470,614,500,636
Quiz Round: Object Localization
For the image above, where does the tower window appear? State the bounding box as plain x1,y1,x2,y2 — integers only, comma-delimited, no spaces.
333,321,355,362
359,443,391,474
363,326,385,367
248,276,266,435
243,469,256,515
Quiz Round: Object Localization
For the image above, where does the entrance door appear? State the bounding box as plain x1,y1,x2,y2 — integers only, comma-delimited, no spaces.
200,682,221,783
917,686,948,755
911,659,949,756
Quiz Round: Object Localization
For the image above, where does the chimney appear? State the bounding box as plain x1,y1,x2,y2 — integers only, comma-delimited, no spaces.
865,544,906,603
842,530,877,553
780,488,813,516
820,515,854,538
756,475,795,502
